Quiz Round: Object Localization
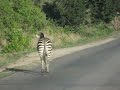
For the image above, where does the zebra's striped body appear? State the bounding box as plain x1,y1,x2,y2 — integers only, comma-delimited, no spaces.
37,33,52,73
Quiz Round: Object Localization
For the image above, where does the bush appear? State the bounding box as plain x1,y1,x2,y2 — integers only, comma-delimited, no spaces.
2,28,31,53
85,0,120,23
43,0,85,27
0,0,48,53
0,0,47,33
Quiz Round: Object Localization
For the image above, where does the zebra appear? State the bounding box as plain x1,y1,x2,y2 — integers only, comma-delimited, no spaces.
36,33,52,73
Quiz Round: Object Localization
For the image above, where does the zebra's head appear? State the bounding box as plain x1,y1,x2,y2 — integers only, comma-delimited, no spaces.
40,33,44,39
36,32,44,39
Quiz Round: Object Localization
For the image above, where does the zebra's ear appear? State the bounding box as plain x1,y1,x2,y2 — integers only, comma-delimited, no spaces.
36,34,40,38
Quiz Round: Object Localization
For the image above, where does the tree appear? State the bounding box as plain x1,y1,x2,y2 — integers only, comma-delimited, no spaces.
85,0,120,23
43,0,85,27
55,0,85,26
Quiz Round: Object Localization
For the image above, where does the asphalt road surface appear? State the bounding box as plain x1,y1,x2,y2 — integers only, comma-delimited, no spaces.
0,38,120,90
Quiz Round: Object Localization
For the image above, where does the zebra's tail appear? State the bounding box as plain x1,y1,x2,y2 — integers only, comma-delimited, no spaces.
43,37,47,58
43,41,47,61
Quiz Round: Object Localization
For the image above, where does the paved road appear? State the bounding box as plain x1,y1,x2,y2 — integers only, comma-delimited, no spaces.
0,38,120,90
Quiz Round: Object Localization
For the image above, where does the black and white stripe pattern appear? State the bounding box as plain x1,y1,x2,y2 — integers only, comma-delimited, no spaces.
37,33,52,73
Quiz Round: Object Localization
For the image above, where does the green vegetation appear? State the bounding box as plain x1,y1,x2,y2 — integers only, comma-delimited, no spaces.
42,0,86,26
0,0,120,69
85,0,120,23
0,71,14,79
0,0,120,53
2,28,31,53
41,23,114,49
0,0,47,53
0,52,28,68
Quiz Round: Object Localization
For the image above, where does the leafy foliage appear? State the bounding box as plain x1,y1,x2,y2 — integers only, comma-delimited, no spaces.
2,28,31,53
0,0,47,53
0,0,119,53
85,0,120,23
42,2,61,21
43,0,85,27
0,0,47,31
55,0,85,26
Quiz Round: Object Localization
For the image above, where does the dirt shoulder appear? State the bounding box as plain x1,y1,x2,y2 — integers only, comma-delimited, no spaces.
0,37,116,73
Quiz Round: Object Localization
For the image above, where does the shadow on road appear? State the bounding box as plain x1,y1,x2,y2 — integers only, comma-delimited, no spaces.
5,68,50,76
5,68,41,75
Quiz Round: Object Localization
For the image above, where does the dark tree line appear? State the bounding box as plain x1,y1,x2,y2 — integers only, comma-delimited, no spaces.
85,0,120,23
42,0,120,27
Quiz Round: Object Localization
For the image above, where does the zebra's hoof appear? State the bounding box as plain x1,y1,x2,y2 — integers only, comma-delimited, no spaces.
41,70,44,73
46,71,49,73
45,71,49,74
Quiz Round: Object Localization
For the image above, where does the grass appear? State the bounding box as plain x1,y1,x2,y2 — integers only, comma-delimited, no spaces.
38,23,116,49
0,59,40,79
0,51,30,68
0,71,14,79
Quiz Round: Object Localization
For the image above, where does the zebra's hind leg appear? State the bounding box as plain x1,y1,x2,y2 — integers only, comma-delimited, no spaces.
45,57,50,73
46,63,49,73
41,59,45,73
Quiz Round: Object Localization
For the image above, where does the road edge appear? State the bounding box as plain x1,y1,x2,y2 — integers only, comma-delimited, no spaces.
0,37,117,73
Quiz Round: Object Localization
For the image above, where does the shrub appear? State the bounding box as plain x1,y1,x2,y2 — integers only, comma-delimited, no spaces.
0,0,47,32
2,28,31,53
0,0,48,53
43,0,85,27
85,0,120,23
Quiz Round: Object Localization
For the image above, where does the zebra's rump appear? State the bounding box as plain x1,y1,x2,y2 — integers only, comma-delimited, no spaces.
37,38,52,57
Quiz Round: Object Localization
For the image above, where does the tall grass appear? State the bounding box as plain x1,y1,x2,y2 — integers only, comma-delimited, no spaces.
32,23,115,49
